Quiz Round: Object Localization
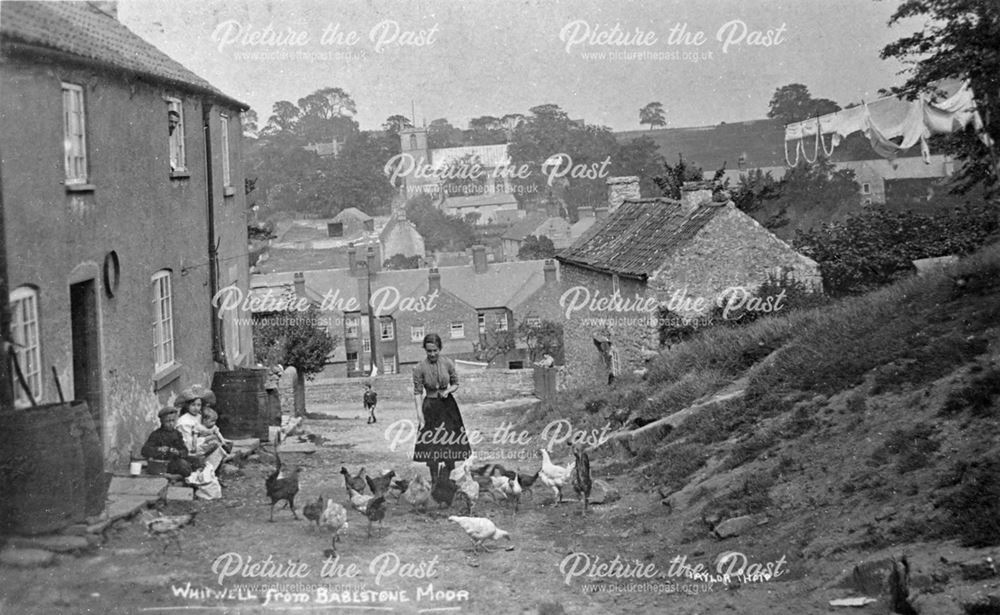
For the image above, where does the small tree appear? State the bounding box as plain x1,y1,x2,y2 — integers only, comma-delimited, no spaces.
473,318,517,366
518,317,564,363
639,102,667,130
253,306,338,416
518,235,556,260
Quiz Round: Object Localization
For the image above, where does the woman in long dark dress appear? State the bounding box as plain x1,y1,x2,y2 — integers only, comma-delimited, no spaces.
412,333,472,484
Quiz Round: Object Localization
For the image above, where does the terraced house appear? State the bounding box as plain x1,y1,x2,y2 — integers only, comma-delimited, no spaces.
1,1,253,469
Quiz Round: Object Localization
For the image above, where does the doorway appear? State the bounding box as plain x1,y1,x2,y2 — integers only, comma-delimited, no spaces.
70,279,102,439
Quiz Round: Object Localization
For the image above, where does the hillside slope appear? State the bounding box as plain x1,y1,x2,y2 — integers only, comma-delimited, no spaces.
522,242,1000,614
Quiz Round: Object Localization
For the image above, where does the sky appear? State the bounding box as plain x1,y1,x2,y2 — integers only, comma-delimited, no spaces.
117,0,928,133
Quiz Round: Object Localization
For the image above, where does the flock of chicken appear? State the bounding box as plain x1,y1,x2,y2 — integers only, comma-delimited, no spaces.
142,433,593,558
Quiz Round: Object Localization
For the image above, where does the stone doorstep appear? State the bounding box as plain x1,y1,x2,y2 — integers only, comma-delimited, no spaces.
107,476,169,498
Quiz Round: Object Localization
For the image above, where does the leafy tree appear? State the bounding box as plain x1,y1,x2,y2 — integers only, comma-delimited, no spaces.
731,168,780,214
468,116,507,145
383,253,421,270
469,116,501,131
517,317,564,363
639,102,667,130
405,195,476,252
427,118,463,149
767,84,841,124
518,235,556,260
612,136,666,197
881,0,1000,195
653,154,705,199
264,100,301,136
500,113,526,139
473,318,517,365
507,104,618,213
383,114,413,138
253,306,338,416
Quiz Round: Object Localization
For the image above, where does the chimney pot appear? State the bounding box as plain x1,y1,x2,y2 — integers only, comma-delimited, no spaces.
543,259,557,283
293,272,305,298
428,267,441,293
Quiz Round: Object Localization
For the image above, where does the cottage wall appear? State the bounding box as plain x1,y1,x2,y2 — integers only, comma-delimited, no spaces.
1,57,249,469
649,203,822,315
558,264,658,389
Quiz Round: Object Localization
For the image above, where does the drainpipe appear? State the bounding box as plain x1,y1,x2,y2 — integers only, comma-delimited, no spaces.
0,150,13,408
203,103,225,365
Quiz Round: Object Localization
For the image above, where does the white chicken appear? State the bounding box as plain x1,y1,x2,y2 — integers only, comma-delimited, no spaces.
539,448,575,505
447,515,511,554
449,456,480,506
348,487,374,514
490,474,523,514
319,499,348,557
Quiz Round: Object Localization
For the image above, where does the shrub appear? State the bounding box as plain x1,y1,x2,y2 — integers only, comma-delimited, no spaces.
939,457,1000,547
883,423,940,474
649,442,709,491
706,473,776,519
721,430,780,471
941,367,1000,417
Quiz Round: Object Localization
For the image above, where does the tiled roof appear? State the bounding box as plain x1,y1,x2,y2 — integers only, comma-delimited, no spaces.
557,198,726,278
1,1,246,109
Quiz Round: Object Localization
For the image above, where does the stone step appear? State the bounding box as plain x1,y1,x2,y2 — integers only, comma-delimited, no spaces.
6,535,91,553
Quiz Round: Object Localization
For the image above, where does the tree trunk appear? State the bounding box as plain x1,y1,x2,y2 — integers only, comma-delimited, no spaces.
294,369,306,417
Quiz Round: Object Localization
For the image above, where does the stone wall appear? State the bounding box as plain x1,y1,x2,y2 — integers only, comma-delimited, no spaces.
649,203,823,313
302,368,535,406
558,264,659,390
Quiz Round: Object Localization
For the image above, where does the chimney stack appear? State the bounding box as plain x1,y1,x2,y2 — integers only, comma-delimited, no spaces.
543,259,557,283
428,268,441,294
577,206,595,219
366,245,380,276
347,244,358,276
472,245,487,274
594,207,609,221
680,181,714,216
606,176,641,213
293,272,305,298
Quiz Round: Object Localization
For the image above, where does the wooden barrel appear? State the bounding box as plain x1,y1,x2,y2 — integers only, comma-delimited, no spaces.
212,369,280,441
70,401,109,517
0,403,86,535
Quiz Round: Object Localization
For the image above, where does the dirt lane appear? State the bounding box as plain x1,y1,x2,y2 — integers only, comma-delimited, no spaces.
0,398,800,615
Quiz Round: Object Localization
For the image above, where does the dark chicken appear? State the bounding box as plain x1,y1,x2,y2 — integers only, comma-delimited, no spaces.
340,466,367,495
265,432,301,521
365,470,396,497
303,496,325,529
365,496,388,538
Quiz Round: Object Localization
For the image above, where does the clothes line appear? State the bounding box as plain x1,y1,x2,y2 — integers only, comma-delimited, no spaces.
782,82,991,166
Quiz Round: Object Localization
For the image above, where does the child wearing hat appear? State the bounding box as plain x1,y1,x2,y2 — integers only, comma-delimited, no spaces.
141,407,194,477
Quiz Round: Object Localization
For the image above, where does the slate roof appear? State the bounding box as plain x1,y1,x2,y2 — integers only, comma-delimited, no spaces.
251,260,555,313
556,198,726,279
430,144,510,170
1,1,246,109
442,192,518,211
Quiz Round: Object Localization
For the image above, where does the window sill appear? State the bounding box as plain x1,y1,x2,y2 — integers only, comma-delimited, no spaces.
65,183,96,193
153,363,182,390
223,186,236,197
169,170,191,180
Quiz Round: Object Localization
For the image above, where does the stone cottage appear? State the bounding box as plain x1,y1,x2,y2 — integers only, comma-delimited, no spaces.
556,177,821,387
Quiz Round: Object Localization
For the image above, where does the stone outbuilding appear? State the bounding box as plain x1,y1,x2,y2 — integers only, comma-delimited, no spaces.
556,178,821,387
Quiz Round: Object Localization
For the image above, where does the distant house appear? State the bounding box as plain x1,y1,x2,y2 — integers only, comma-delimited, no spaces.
441,192,519,225
379,211,426,261
1,1,253,468
556,177,821,387
250,248,563,373
500,213,573,260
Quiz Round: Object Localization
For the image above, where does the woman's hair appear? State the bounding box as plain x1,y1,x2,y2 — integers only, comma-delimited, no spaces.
422,333,443,350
